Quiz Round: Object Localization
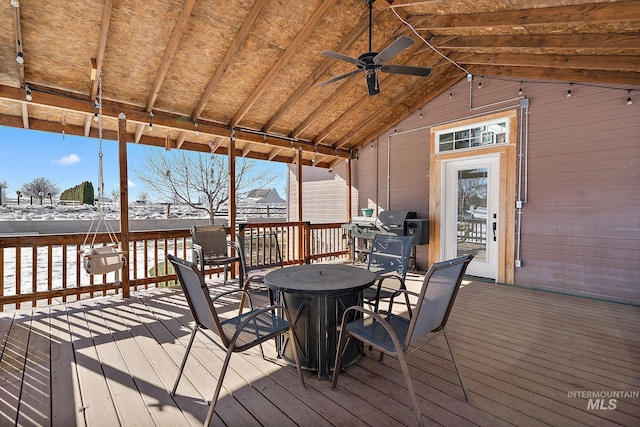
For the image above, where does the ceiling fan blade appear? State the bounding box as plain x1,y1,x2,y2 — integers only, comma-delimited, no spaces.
320,50,365,67
380,64,431,77
318,69,363,87
373,36,415,65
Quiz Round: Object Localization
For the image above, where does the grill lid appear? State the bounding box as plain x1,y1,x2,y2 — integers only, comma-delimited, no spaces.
377,210,415,227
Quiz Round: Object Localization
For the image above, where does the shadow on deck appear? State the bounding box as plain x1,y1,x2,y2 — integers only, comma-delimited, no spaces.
1,272,639,426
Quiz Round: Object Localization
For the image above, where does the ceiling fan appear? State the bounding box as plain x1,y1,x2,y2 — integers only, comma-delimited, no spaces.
318,0,431,96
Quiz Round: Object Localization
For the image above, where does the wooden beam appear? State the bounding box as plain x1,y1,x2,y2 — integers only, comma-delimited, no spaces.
263,9,382,132
267,147,282,160
21,103,28,129
345,158,351,222
89,0,114,101
452,52,640,73
432,33,640,53
118,113,130,298
467,64,640,87
0,84,351,159
228,135,236,240
192,0,268,119
419,2,640,33
230,0,338,128
176,132,187,149
242,143,253,157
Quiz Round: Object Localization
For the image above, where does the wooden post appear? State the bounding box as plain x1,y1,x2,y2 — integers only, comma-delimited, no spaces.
296,148,304,262
346,158,352,222
118,113,130,298
228,133,237,277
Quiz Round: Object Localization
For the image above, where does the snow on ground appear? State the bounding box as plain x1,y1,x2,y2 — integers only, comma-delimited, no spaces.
0,202,209,221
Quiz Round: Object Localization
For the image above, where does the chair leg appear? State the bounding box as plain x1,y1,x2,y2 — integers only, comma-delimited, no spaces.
171,326,198,396
331,329,350,389
397,351,424,427
204,349,233,427
443,328,470,402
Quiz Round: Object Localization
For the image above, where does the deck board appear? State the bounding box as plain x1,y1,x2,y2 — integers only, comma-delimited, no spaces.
0,277,638,427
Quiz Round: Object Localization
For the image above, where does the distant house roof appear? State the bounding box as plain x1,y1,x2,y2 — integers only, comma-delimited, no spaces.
244,188,285,205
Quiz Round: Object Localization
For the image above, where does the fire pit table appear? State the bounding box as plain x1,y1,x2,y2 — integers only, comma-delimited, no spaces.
264,264,376,380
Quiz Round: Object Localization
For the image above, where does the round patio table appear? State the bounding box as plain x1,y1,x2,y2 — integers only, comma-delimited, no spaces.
265,264,376,380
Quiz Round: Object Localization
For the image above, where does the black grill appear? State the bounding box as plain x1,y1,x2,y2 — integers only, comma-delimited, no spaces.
342,210,429,248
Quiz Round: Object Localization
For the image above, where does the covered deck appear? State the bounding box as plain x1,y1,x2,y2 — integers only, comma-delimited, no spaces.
2,273,638,426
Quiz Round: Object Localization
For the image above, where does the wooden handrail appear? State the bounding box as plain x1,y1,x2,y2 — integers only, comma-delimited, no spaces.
0,222,349,311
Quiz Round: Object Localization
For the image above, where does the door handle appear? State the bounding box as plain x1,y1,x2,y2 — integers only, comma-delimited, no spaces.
492,221,497,241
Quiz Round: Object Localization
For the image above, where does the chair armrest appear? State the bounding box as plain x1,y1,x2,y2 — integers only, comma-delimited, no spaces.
227,303,291,347
339,305,405,354
211,287,254,311
191,243,205,270
387,287,419,311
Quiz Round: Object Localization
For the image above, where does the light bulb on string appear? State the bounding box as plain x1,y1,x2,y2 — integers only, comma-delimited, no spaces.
194,121,199,135
16,51,24,64
627,90,632,105
518,82,523,96
477,76,482,89
566,83,573,98
148,111,154,131
25,84,32,101
448,87,453,98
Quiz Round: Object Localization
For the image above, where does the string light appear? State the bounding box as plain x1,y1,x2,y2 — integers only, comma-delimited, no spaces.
627,90,633,105
566,83,573,98
448,87,453,98
194,120,199,135
518,82,523,96
16,51,23,64
11,0,20,7
148,110,153,130
24,83,32,101
477,76,482,89
419,108,423,118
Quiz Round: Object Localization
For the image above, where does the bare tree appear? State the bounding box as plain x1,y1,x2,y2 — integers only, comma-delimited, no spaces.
0,180,7,205
19,177,60,199
135,148,278,224
110,189,120,204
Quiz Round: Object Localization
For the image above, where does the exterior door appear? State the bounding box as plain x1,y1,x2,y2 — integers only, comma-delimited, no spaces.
443,155,499,279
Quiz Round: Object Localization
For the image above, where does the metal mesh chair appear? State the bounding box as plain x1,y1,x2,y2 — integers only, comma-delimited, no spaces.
167,254,305,427
235,231,284,313
191,225,240,284
363,234,414,315
332,254,474,427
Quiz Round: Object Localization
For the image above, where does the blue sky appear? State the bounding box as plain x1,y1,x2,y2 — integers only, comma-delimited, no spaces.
0,125,287,201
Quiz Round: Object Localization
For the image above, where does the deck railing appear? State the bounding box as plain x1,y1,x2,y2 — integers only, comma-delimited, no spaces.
0,222,348,311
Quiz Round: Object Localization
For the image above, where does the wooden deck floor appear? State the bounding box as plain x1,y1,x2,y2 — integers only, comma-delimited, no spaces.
1,273,639,426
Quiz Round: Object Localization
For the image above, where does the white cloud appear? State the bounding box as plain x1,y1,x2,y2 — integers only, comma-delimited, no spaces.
128,179,136,187
55,154,81,165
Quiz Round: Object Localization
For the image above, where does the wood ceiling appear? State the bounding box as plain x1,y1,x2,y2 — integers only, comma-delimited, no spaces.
1,0,638,168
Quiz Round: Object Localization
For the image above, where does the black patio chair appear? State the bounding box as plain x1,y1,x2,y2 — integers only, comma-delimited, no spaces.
332,254,474,427
235,231,284,314
167,254,305,427
363,234,415,315
190,225,240,284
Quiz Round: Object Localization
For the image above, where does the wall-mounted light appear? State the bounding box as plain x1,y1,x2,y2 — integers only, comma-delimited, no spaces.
627,90,633,105
566,83,573,98
148,110,154,130
24,83,32,101
16,51,24,64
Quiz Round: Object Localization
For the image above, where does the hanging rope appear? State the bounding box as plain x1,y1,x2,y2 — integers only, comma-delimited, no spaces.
80,72,126,277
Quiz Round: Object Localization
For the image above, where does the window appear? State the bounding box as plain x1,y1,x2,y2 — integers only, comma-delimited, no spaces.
436,119,508,153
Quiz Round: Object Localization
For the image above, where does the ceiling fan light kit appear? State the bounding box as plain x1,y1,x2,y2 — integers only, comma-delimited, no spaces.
319,0,431,96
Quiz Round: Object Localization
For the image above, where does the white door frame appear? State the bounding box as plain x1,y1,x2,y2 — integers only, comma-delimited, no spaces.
428,110,518,285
